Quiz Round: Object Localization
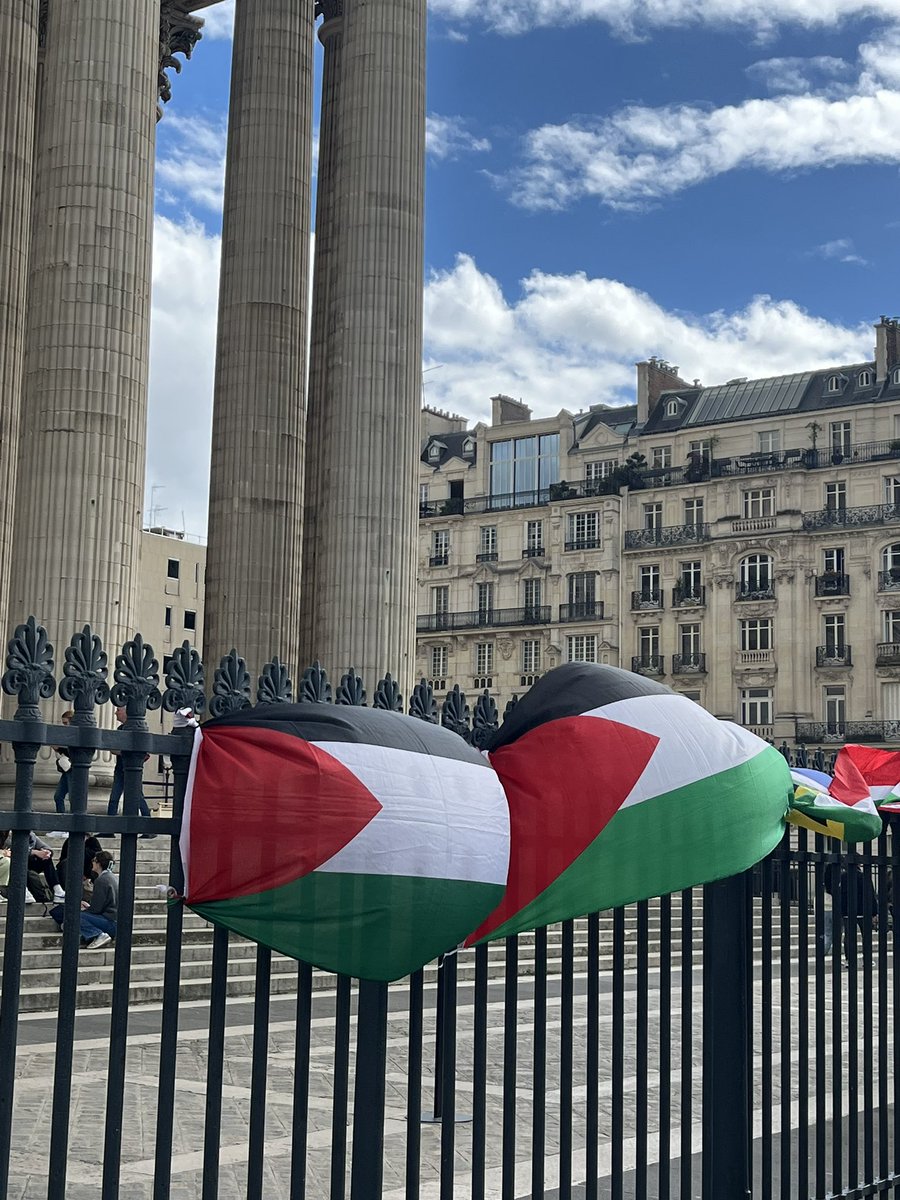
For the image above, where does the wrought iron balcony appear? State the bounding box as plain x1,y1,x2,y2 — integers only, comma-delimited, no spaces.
796,720,900,744
564,538,601,552
802,502,900,531
475,551,498,563
416,606,551,633
429,553,449,567
631,655,664,676
559,601,604,623
624,523,711,549
877,570,900,592
672,584,706,607
735,582,775,601
816,645,852,667
522,547,545,558
815,573,850,597
631,590,663,611
673,653,706,674
876,642,900,666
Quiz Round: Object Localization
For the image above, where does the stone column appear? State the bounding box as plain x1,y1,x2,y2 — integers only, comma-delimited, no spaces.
203,0,314,683
303,0,426,695
9,0,159,655
0,0,40,643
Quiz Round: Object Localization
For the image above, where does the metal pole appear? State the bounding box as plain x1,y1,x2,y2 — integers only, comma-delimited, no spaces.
349,979,389,1200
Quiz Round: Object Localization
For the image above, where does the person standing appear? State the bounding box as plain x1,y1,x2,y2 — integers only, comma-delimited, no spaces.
80,851,117,948
107,706,155,836
53,710,74,813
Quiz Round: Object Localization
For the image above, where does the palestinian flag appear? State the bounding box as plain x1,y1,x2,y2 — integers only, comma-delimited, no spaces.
833,744,900,812
181,704,510,981
466,662,793,945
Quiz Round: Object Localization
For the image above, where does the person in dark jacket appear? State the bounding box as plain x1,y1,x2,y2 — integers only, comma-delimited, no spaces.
80,852,117,948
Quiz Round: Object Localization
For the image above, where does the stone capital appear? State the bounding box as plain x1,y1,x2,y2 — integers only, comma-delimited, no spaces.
316,0,344,20
158,0,204,119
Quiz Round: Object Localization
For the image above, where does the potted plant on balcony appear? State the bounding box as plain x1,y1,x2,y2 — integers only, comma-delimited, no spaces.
804,421,821,468
549,480,577,502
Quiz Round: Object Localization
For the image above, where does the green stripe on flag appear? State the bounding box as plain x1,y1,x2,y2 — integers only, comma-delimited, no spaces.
477,745,792,942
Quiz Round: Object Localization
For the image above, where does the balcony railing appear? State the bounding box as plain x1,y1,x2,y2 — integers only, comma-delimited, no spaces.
522,547,545,558
672,585,706,607
736,649,774,667
429,553,449,567
631,590,663,611
632,655,664,676
673,653,707,674
624,523,711,549
815,573,850,597
816,645,852,667
732,516,777,534
802,502,900,532
416,606,551,633
877,570,900,591
564,538,601,552
796,720,900,744
475,551,498,563
559,601,604,623
876,642,900,666
735,583,775,601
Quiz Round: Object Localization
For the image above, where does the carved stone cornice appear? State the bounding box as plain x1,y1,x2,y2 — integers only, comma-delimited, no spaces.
158,0,204,120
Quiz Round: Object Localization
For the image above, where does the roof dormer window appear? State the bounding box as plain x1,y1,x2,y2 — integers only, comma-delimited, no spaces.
826,375,842,394
428,442,441,462
463,437,475,457
665,399,680,418
893,368,900,387
858,369,873,388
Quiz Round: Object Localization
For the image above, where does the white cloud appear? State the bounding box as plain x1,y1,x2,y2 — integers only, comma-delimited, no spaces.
156,114,228,214
198,0,234,40
426,114,492,161
745,54,851,94
808,237,868,265
423,254,872,424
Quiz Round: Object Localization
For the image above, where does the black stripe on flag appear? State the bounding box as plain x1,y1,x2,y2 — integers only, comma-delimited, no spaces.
487,662,672,753
204,702,492,765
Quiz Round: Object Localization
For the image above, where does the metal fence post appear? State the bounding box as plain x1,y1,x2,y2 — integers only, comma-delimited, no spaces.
349,978,390,1200
702,870,752,1200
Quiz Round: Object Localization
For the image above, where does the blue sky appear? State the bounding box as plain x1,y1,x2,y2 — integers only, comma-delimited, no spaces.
147,0,900,533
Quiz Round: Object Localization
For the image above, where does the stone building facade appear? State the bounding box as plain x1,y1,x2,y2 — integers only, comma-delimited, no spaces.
417,318,900,748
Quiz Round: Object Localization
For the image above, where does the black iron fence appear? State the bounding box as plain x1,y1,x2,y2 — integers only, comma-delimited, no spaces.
1,616,899,1199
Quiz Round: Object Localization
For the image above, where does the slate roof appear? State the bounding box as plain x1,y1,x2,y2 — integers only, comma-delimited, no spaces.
573,404,638,444
420,431,475,466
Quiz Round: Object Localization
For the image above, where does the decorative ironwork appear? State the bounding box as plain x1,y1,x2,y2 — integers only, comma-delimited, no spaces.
472,691,499,749
416,606,551,633
441,686,471,741
877,570,900,592
408,679,438,723
558,601,604,622
815,573,850,597
162,641,206,716
672,653,706,674
475,552,498,563
503,696,520,723
802,502,900,531
373,674,403,712
631,655,665,676
58,626,110,719
1,616,56,720
298,661,332,704
815,645,852,668
672,584,706,607
564,539,601,552
257,658,293,705
336,668,367,707
429,554,449,567
110,635,162,724
736,583,775,601
158,1,203,119
631,591,663,611
624,523,711,549
796,720,900,743
522,547,545,558
209,649,252,717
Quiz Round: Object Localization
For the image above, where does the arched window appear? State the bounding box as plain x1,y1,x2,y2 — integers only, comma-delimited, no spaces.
827,376,842,394
881,544,900,589
739,554,774,598
665,399,679,417
893,367,900,386
858,369,873,388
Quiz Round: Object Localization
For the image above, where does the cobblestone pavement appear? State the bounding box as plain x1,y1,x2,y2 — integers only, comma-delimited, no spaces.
6,965,893,1199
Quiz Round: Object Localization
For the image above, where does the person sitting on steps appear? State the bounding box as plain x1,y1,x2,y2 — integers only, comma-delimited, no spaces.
80,851,118,949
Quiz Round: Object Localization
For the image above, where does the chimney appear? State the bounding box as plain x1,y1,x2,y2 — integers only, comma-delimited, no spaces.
875,316,900,383
635,357,693,424
491,394,531,426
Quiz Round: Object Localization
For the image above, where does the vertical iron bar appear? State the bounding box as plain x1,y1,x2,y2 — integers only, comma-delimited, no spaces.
559,921,575,1200
877,830,889,1187
814,837,827,1197
848,843,859,1189
201,925,230,1200
778,833,792,1200
797,828,810,1200
349,979,390,1200
611,907,625,1200
760,854,773,1200
501,937,518,1200
290,961,314,1200
470,946,488,1200
680,890,693,1200
893,817,900,1192
406,969,424,1200
832,842,843,1194
862,841,875,1185
585,913,600,1200
438,954,459,1200
531,927,548,1200
635,901,649,1200
657,895,672,1200
330,975,353,1200
431,957,445,1120
246,946,272,1200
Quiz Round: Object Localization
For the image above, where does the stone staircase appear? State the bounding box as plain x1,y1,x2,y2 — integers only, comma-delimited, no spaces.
1,837,788,1013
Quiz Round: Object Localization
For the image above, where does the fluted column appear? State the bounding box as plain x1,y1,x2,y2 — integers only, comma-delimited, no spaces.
9,0,159,653
203,0,314,682
303,0,426,694
0,0,40,641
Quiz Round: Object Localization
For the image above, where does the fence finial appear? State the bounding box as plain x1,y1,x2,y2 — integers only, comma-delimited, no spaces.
1,616,56,720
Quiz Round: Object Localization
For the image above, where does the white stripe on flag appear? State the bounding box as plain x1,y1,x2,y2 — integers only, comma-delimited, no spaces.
179,726,204,899
312,741,510,886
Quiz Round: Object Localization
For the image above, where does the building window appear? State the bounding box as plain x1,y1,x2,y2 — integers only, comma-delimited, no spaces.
680,623,701,658
568,572,596,606
651,446,672,469
689,438,713,463
742,488,774,519
639,564,660,598
432,530,449,561
824,613,846,653
526,520,543,552
885,478,900,507
740,619,773,652
638,626,660,659
884,612,900,643
479,526,497,556
665,400,679,418
567,511,599,547
490,434,560,503
823,547,845,574
882,544,900,574
523,578,542,612
420,483,429,507
741,688,773,726
683,497,704,527
164,606,172,627
824,482,847,512
758,430,780,454
428,443,441,462
567,635,597,663
167,559,180,580
184,610,197,631
643,503,663,531
830,420,852,455
894,368,900,387
826,376,842,395
585,459,617,482
475,643,494,675
740,554,773,594
432,585,449,616
162,654,173,677
825,686,846,731
681,561,702,593
476,582,494,617
522,639,541,674
431,646,448,679
858,370,873,388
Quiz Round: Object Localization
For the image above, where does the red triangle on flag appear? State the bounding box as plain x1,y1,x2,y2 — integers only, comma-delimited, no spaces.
830,750,874,806
187,725,382,903
468,714,660,943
